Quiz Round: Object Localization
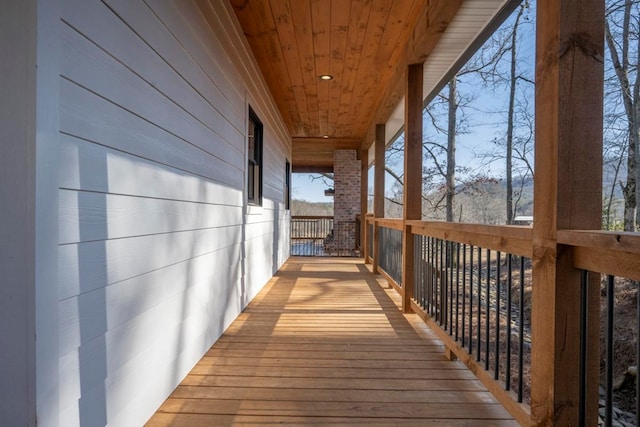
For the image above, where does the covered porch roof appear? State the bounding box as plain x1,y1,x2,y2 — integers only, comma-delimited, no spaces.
230,0,519,172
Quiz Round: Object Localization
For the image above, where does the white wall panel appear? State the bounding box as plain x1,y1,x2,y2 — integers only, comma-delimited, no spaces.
58,190,242,244
58,225,243,300
58,135,243,206
40,1,292,425
59,25,245,173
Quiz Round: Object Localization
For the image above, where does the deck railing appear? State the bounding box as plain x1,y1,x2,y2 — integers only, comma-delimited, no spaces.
557,231,640,426
291,216,358,257
363,217,640,425
365,214,374,263
377,218,404,289
290,216,333,256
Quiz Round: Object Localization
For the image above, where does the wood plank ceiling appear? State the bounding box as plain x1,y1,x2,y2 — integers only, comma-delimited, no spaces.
230,0,463,172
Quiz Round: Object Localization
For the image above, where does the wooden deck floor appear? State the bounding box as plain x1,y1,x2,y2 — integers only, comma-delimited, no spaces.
146,257,517,426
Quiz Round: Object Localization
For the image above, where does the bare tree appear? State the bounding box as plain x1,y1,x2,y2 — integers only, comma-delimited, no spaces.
605,0,640,230
505,3,529,224
472,1,534,224
446,78,457,222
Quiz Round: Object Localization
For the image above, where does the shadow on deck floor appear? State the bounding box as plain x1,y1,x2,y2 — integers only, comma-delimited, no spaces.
146,257,517,426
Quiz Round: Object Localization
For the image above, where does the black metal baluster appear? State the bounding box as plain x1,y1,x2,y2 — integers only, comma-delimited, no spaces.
506,254,513,391
469,245,474,353
436,238,441,323
420,236,424,302
456,242,460,341
443,240,447,327
445,242,453,335
416,236,420,306
448,241,453,335
606,275,614,427
432,237,436,316
485,249,491,371
518,256,525,403
449,241,453,333
450,242,455,336
418,236,427,310
477,246,482,362
440,239,444,325
495,251,501,380
462,244,467,347
579,270,588,427
416,236,420,305
427,237,433,318
423,236,427,309
443,241,448,329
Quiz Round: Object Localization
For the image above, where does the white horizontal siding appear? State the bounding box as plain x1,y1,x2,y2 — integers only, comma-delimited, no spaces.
58,135,243,206
59,24,245,179
40,0,291,425
58,225,243,301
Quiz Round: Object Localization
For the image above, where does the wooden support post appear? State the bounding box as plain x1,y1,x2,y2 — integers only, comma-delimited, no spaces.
361,149,369,262
402,63,423,314
373,124,385,274
532,0,604,424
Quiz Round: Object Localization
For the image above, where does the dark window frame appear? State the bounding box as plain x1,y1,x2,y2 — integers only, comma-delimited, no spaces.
285,159,291,210
247,107,263,206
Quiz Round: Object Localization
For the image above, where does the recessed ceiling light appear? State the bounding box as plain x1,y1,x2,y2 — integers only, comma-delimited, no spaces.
322,135,329,138
319,74,334,81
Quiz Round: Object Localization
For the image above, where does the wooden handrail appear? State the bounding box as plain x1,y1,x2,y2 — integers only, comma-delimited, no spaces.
408,220,533,258
558,230,640,281
375,217,404,230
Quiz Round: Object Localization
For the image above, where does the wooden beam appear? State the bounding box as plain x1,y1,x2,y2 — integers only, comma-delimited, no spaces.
291,165,333,174
292,137,361,170
361,149,369,261
531,0,604,424
402,63,423,314
373,124,386,274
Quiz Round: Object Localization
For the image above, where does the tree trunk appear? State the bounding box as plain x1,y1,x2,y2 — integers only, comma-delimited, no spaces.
605,2,638,231
626,127,638,230
605,151,624,229
446,78,457,222
634,24,640,230
505,4,525,225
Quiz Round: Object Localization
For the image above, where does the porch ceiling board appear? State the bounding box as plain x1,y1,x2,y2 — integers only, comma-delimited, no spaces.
230,0,460,170
229,0,514,170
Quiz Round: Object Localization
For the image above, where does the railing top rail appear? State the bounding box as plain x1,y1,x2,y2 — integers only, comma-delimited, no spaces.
558,230,640,280
557,230,640,253
407,220,533,258
375,217,404,230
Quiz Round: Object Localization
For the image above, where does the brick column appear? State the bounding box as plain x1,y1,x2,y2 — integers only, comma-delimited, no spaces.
333,150,361,251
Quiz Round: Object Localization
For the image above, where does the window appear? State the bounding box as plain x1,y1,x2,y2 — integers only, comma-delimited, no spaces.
285,159,291,210
247,107,263,205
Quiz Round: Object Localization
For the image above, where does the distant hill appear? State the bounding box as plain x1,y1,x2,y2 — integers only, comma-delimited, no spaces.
291,199,333,216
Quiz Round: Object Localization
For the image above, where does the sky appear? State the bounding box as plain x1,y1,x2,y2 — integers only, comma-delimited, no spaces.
292,173,335,203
